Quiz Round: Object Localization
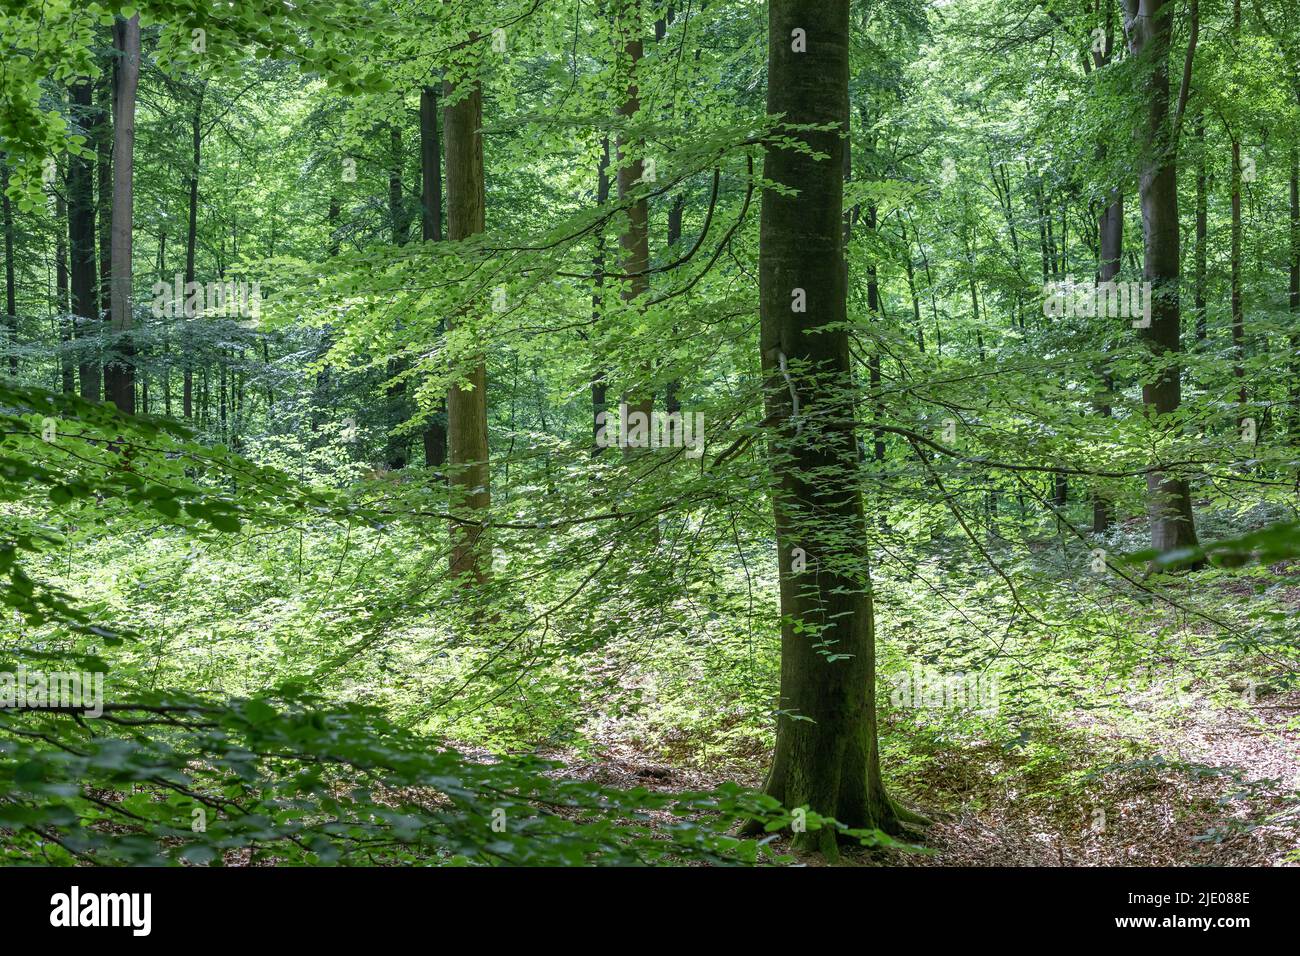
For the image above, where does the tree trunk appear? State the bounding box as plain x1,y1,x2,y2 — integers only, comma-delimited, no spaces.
68,79,100,402
591,135,611,453
1194,114,1207,342
95,77,111,326
183,87,203,420
389,125,409,244
1230,134,1245,416
664,190,683,415
757,0,901,852
444,69,491,584
659,5,684,416
56,189,74,394
105,14,140,414
1229,0,1245,418
1092,190,1122,532
865,204,885,466
2,164,16,376
420,85,448,469
157,229,170,414
1290,148,1299,438
385,123,411,470
1125,0,1201,558
615,0,654,458
901,220,926,352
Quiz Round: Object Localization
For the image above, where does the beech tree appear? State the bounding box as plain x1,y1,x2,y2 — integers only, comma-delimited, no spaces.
105,13,140,413
756,0,906,852
444,52,491,586
1123,0,1201,556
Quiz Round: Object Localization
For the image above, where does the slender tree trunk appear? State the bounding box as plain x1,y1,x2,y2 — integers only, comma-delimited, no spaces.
1290,147,1299,439
902,221,925,352
95,77,111,326
389,125,409,244
420,87,443,243
420,85,448,469
756,0,901,852
104,14,140,414
1230,134,1245,415
659,5,684,416
183,87,203,420
444,67,491,584
69,79,100,402
1125,0,1201,558
866,204,885,465
1229,0,1245,418
615,0,654,459
1092,190,1122,532
664,190,683,415
158,229,170,414
1194,114,1208,342
312,198,340,438
219,358,227,442
327,196,340,256
56,190,74,394
591,135,611,453
2,164,16,376
385,123,411,470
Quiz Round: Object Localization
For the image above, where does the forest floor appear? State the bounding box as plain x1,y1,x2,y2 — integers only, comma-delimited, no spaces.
548,686,1300,866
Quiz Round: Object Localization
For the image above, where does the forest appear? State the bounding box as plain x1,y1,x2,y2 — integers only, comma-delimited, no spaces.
0,0,1298,875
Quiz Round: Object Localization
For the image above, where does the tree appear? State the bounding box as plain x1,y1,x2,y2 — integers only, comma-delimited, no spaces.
613,0,653,459
420,83,448,469
1124,0,1201,557
183,81,206,420
755,0,905,853
105,14,141,414
68,78,100,403
444,56,491,586
2,162,15,376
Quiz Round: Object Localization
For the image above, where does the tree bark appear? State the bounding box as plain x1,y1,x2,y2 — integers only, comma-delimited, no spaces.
444,69,491,584
420,87,443,244
659,4,684,416
389,125,409,245
591,135,611,453
2,164,16,376
1228,0,1245,418
105,14,140,414
1291,147,1299,439
95,77,111,328
615,0,654,458
1194,113,1207,342
757,0,901,852
56,188,74,394
385,123,411,470
420,85,448,469
1124,0,1201,558
1092,190,1122,532
183,86,203,420
68,79,100,402
157,228,170,413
